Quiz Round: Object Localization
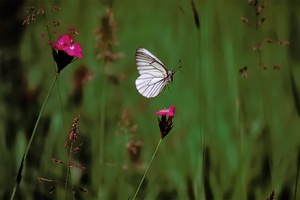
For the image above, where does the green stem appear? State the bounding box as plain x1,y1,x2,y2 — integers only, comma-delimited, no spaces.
132,138,162,200
97,45,108,197
55,76,72,198
99,76,107,165
64,141,73,199
10,75,57,200
254,5,273,186
56,77,67,136
295,148,300,200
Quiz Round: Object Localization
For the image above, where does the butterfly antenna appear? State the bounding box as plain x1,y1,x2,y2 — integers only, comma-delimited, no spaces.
175,60,181,67
174,60,182,73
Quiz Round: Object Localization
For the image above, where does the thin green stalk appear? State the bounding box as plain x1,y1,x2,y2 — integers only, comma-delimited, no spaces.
99,75,107,165
132,138,163,200
253,5,273,186
97,44,108,198
253,6,268,118
10,75,57,200
196,31,206,199
53,76,71,198
56,77,67,138
64,141,74,200
295,148,300,200
54,76,71,199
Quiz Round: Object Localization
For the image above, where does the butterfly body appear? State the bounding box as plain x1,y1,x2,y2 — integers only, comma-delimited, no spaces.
135,48,177,98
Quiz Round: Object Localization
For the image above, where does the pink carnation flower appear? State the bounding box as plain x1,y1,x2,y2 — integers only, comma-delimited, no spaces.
53,34,73,49
53,34,82,58
64,43,83,58
52,34,83,74
154,105,176,139
154,105,176,117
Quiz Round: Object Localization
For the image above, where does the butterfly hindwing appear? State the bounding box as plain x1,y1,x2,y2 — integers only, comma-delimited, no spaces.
135,73,168,98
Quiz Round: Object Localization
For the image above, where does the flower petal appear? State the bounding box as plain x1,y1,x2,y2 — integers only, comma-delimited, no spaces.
57,34,73,45
64,43,83,58
53,34,83,59
154,105,176,117
53,34,73,50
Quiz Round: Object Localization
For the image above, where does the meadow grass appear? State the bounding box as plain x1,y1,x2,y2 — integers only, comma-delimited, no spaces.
1,0,300,199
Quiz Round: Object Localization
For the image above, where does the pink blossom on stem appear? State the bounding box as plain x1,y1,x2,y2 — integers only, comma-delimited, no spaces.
64,43,83,58
154,105,176,117
53,34,82,58
52,34,83,74
154,105,176,139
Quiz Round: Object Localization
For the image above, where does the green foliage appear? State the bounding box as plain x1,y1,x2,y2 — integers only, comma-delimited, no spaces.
0,0,300,199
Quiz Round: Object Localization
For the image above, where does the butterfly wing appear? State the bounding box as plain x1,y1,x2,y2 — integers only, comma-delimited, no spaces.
135,72,169,98
136,48,166,75
135,48,172,98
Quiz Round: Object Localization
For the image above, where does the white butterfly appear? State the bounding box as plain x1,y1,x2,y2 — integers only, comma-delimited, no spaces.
135,48,179,98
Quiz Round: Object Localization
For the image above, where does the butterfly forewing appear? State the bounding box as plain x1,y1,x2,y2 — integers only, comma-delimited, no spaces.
136,48,165,66
135,48,175,98
136,48,168,75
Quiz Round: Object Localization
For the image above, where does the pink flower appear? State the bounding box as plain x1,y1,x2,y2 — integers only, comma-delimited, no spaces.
52,34,83,74
53,34,82,58
154,105,176,117
154,105,176,139
53,35,72,48
64,43,83,58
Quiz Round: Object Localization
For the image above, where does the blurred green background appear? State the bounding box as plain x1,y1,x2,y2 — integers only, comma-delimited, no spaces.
1,0,300,199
